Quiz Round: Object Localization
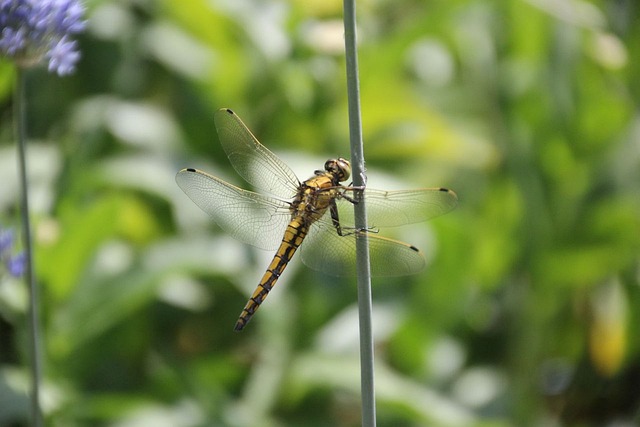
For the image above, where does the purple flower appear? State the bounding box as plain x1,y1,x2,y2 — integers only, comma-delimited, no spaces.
0,0,86,76
0,27,27,55
0,229,14,253
6,252,25,277
46,35,79,76
1,227,25,278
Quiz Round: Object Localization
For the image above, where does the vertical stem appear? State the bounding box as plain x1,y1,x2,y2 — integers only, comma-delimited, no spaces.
342,1,376,426
15,69,43,427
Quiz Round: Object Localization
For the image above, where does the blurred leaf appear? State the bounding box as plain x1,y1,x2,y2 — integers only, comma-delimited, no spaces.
39,195,123,300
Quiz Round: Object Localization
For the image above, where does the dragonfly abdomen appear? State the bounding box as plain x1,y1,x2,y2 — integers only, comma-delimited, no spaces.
234,220,309,331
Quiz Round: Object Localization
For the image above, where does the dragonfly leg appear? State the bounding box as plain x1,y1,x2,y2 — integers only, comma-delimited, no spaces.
339,184,365,205
329,198,345,236
329,187,378,237
331,209,343,235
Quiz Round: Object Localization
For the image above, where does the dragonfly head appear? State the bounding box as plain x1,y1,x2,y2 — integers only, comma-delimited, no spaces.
324,158,351,182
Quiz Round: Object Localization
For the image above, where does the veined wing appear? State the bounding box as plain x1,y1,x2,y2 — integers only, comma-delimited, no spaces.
300,225,426,277
214,108,300,199
175,168,291,251
335,187,458,229
299,187,457,276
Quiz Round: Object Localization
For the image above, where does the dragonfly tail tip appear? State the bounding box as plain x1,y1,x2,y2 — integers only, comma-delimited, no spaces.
233,320,246,332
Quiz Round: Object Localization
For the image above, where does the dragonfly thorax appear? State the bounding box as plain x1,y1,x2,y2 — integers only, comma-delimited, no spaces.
324,158,351,182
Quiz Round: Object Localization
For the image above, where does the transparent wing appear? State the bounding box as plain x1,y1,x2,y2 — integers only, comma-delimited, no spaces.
176,168,291,251
334,187,458,229
300,225,427,277
214,108,300,199
298,187,457,276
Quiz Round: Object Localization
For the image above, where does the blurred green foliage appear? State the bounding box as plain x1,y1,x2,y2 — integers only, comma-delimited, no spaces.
1,0,639,426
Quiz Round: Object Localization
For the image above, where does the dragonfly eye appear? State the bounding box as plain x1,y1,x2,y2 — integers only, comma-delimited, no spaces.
325,158,351,181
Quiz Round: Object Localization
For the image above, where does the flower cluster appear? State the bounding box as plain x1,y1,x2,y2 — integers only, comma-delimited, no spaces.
0,227,25,277
0,0,86,76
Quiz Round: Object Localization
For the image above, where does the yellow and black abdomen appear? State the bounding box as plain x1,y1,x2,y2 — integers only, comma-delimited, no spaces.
234,218,309,331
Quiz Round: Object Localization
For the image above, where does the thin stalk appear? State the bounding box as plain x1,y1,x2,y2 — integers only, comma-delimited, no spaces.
15,68,43,427
342,1,376,426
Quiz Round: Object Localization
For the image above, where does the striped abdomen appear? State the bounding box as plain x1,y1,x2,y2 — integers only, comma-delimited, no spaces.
234,219,309,331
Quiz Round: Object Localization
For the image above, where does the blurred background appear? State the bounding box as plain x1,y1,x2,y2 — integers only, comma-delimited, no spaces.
1,0,639,426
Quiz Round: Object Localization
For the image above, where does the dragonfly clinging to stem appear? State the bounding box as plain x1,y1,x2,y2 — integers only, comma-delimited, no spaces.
176,108,458,331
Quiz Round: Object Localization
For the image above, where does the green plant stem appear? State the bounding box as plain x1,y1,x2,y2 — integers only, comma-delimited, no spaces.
15,69,43,427
342,1,376,426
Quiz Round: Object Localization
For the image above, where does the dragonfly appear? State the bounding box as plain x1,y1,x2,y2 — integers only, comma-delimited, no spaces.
176,108,458,331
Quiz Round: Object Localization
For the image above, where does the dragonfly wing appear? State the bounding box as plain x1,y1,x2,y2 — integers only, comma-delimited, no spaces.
335,187,458,229
299,223,426,277
176,168,291,251
214,108,300,199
